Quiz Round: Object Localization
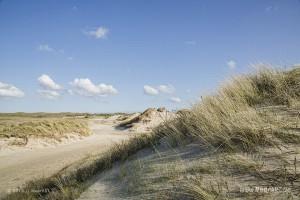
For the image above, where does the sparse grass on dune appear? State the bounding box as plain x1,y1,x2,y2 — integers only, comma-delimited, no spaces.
3,66,300,200
0,119,90,141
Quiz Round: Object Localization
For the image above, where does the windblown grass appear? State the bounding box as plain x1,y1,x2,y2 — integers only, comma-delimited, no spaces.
150,67,300,199
156,67,300,152
0,118,90,141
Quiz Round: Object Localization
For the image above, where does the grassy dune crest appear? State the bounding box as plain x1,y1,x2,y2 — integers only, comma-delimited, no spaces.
157,67,300,151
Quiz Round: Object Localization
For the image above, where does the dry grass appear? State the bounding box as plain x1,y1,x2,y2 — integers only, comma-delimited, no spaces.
150,67,300,199
156,67,300,152
0,118,90,142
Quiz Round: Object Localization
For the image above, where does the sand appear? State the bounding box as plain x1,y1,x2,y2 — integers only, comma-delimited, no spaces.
117,108,176,132
0,117,130,198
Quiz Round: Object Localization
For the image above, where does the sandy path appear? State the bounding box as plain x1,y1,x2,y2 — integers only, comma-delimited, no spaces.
0,118,130,197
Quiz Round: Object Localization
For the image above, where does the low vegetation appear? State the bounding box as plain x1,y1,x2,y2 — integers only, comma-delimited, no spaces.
3,66,300,200
0,117,90,143
0,112,123,119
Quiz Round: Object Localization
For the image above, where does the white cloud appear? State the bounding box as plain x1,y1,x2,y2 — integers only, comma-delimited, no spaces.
85,26,109,39
38,90,60,100
37,75,62,100
0,81,24,98
227,60,236,69
143,85,159,96
70,78,118,97
265,5,278,12
144,84,176,96
184,41,197,45
37,45,67,56
37,44,54,52
158,84,175,94
170,97,181,103
38,74,62,90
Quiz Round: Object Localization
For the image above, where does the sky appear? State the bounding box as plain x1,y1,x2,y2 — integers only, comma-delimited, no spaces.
0,0,300,113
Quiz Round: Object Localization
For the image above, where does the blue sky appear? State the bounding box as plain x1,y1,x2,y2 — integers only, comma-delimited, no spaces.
0,0,300,113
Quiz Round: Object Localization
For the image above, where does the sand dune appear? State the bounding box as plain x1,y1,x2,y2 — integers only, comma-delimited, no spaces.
117,107,176,132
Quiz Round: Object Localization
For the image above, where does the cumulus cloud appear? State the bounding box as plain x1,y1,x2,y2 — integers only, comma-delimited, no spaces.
70,78,118,97
227,60,236,69
38,74,62,90
170,97,181,103
38,90,60,100
37,44,54,52
0,81,24,98
158,84,175,94
144,84,176,96
85,26,109,39
37,75,62,100
143,85,159,96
